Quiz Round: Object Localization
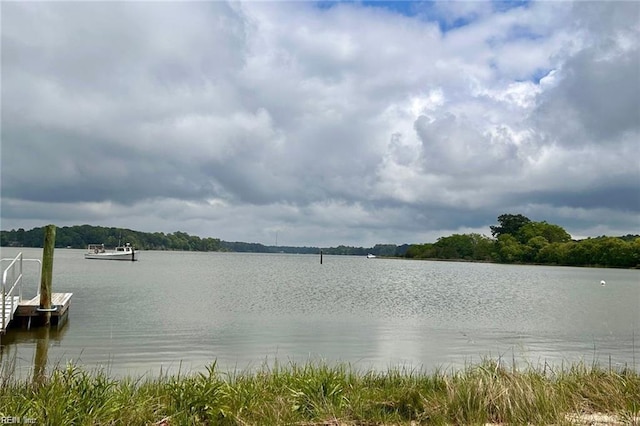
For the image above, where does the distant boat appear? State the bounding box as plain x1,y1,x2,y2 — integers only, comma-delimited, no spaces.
367,253,376,259
84,243,138,261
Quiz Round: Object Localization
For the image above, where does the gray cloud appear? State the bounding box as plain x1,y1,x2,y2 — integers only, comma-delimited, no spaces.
535,47,639,144
1,1,638,247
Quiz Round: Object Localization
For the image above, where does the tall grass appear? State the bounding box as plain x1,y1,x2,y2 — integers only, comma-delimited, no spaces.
0,358,638,425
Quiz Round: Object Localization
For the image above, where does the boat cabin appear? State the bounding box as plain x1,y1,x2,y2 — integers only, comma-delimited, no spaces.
116,243,134,252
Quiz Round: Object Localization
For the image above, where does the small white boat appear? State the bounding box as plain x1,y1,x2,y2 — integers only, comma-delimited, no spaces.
367,253,376,259
84,243,138,261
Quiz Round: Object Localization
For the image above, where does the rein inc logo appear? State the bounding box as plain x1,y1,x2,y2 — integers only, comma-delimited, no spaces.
0,417,37,424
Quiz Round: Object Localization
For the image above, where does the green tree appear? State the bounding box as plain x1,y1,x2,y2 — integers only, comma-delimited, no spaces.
16,228,26,245
431,233,494,261
490,214,531,239
494,234,527,263
404,243,435,259
565,239,594,266
525,236,548,262
434,234,474,259
518,221,571,244
536,242,560,264
371,244,398,256
470,233,495,261
630,237,640,267
593,237,634,267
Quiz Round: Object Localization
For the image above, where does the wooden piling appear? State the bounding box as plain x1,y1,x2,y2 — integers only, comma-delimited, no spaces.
39,224,56,326
320,250,323,264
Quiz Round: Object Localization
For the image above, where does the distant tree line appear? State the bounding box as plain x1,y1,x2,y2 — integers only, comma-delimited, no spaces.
0,225,223,252
220,242,410,256
2,216,638,267
0,225,410,257
404,214,640,268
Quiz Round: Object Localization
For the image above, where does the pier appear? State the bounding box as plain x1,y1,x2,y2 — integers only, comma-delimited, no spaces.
1,225,73,336
1,290,72,333
1,252,73,333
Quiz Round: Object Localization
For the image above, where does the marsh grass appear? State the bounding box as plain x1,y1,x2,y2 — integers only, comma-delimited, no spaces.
0,358,638,425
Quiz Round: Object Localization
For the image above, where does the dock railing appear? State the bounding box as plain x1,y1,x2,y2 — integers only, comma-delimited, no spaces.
1,253,42,332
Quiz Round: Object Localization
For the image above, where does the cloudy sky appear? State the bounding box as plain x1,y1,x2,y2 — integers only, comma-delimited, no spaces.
1,1,638,247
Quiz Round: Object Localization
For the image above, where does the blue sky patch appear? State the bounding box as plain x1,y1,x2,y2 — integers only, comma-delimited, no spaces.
492,0,532,13
313,1,478,33
314,1,532,33
315,1,420,16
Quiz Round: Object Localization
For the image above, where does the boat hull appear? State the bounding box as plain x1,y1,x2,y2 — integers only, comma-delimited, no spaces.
84,252,138,261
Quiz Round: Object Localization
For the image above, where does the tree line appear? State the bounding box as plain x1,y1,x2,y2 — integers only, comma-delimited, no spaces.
404,214,640,268
1,215,638,268
0,225,224,252
0,225,408,257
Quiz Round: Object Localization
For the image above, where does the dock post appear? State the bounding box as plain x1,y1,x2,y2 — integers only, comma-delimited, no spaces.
39,224,56,326
320,250,323,264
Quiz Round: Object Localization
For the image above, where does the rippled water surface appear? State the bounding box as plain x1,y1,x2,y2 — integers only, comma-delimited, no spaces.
1,248,638,377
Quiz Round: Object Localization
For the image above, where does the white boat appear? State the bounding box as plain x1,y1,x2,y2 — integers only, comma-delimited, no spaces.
367,253,376,259
84,243,138,261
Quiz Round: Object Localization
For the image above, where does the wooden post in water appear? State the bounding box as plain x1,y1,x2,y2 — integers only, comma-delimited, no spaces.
320,250,323,264
39,224,56,326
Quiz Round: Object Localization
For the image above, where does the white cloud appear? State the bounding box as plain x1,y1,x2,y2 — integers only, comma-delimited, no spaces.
1,1,638,247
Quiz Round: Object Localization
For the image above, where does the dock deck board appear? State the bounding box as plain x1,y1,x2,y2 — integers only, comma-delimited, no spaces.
15,292,73,317
19,293,73,307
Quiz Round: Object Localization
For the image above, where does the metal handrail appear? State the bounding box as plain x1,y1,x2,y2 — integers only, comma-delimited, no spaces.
1,252,23,331
1,254,42,332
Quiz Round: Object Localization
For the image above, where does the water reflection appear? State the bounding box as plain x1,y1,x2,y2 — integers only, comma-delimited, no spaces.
1,324,68,379
33,327,50,384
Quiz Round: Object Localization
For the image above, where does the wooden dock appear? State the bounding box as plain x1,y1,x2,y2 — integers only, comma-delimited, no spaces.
17,293,73,328
1,226,73,338
1,293,73,332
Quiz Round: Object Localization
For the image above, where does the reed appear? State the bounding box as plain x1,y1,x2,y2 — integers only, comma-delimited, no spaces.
0,358,637,425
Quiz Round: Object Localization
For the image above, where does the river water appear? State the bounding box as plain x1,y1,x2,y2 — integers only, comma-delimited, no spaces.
1,247,638,377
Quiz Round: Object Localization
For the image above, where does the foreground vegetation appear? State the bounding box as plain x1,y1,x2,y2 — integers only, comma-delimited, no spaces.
0,360,638,425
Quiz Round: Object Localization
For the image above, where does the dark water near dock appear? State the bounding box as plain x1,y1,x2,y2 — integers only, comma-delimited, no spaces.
1,247,638,377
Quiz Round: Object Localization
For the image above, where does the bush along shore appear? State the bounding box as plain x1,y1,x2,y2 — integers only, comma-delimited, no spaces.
0,359,638,425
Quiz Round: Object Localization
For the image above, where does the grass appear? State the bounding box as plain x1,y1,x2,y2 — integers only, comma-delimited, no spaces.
0,359,638,425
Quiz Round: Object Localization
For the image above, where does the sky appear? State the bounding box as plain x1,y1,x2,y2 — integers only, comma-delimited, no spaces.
1,1,639,248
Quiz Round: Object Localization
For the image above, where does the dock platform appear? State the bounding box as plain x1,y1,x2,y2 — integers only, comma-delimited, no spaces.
1,293,73,333
2,249,73,334
14,293,73,329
